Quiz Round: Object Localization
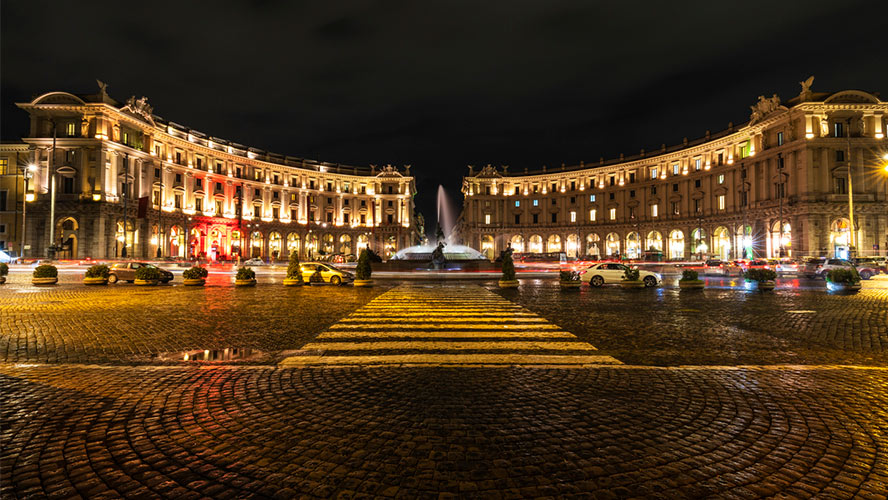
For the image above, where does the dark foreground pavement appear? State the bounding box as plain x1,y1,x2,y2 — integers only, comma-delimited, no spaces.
2,365,887,499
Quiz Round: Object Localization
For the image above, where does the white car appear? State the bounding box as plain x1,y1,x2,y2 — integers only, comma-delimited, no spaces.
242,258,266,266
580,262,662,287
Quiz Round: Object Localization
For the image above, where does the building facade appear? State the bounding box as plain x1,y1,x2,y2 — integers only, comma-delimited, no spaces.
457,84,888,261
1,86,417,261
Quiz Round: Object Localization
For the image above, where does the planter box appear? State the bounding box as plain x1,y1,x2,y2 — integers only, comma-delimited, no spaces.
83,277,109,285
0,276,6,285
235,279,257,287
498,279,519,289
559,281,582,290
283,277,305,287
134,279,159,286
183,278,206,286
746,279,775,291
620,280,645,289
353,279,374,287
679,280,705,289
32,277,58,286
827,281,861,293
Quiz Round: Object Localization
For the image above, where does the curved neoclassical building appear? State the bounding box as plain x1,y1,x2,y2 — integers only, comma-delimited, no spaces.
0,85,417,260
457,83,888,261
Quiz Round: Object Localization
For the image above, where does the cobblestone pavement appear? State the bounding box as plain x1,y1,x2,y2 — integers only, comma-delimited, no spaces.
0,277,387,364
2,364,887,499
494,276,888,366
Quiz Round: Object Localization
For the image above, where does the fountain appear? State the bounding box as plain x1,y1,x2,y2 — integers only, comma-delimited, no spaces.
390,185,487,265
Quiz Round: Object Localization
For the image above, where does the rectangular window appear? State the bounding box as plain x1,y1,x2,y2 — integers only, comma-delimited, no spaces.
175,173,182,184
0,190,6,211
589,194,596,202
359,214,365,224
590,209,596,221
672,202,679,215
327,212,333,223
694,158,702,171
255,170,262,181
609,192,615,200
254,206,260,217
740,191,748,207
609,208,616,220
343,213,349,224
532,213,539,224
629,207,635,219
485,214,491,225
629,190,635,198
515,200,520,207
236,167,243,178
672,163,680,175
309,180,315,189
551,198,556,206
66,122,76,136
514,186,520,195
695,179,701,188
174,194,182,209
196,178,202,188
651,186,657,195
62,177,74,194
551,212,557,223
0,159,8,175
154,168,160,178
651,204,658,217
717,152,724,165
514,214,521,224
777,132,784,146
254,188,260,197
196,157,203,169
650,167,658,179
694,199,701,213
739,142,750,158
175,151,182,164
609,175,615,186
570,196,575,204
195,198,203,212
533,199,539,207
216,200,223,215
485,186,491,195
718,174,725,184
152,189,160,206
834,122,844,137
834,177,847,194
672,183,678,192
629,172,636,183
273,207,279,220
570,211,576,222
718,195,725,210
836,150,845,162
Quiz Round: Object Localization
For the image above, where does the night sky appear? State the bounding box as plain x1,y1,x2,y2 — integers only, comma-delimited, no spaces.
2,0,886,231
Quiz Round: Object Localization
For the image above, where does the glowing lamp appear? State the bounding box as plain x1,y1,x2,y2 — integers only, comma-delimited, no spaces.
876,133,884,139
92,193,101,201
25,193,36,202
806,132,815,139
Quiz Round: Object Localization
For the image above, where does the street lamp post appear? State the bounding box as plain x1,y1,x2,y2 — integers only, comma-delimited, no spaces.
777,152,785,258
121,152,129,258
20,164,37,258
46,120,57,258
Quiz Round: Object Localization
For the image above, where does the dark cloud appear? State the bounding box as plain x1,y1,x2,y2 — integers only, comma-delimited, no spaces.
2,0,885,227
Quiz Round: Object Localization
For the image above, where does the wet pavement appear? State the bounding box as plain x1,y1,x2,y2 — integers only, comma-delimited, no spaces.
2,275,888,498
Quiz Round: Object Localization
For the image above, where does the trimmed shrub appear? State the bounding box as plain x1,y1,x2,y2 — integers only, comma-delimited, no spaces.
501,252,516,281
85,264,110,279
183,266,208,280
286,252,303,281
236,267,256,280
0,263,8,276
559,270,581,281
134,266,162,281
680,269,699,281
622,268,640,281
33,264,58,278
826,267,860,284
355,249,372,280
744,268,777,282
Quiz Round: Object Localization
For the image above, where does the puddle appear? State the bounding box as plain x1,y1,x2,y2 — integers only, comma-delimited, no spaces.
152,348,268,363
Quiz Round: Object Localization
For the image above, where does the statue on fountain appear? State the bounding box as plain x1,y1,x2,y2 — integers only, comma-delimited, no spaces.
431,241,447,269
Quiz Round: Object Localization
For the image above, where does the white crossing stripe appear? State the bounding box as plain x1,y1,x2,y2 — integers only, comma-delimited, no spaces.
281,284,621,367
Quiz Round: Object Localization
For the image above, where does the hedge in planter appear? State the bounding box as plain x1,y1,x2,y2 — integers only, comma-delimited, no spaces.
284,252,304,286
84,264,111,285
353,249,373,286
33,264,58,278
743,268,777,291
134,265,163,285
621,268,644,289
0,262,8,285
498,252,519,288
236,267,256,286
559,270,582,290
825,268,862,292
679,269,705,289
183,266,208,285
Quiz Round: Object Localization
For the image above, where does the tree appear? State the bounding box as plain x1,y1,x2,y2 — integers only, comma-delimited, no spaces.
501,251,516,281
286,251,303,282
355,249,372,280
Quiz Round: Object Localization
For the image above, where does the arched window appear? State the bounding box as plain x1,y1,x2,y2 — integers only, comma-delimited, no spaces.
322,233,334,255
712,227,730,260
605,233,620,256
528,235,543,253
250,231,263,258
339,234,352,255
480,235,495,260
668,230,684,260
510,234,525,253
646,231,663,252
625,232,640,259
269,232,282,259
586,234,600,257
356,234,369,253
547,234,562,253
287,233,301,255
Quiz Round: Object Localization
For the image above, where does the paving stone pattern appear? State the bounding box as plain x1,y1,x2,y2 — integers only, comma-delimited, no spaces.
286,284,621,366
2,364,887,499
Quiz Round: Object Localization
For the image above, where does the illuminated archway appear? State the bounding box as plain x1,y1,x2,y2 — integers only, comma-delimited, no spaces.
384,235,397,259
356,234,369,253
668,230,684,260
586,233,600,258
735,225,753,259
339,234,352,255
230,230,242,258
287,233,301,257
269,232,282,260
528,235,543,253
510,234,525,253
480,235,495,260
830,218,852,259
547,234,562,253
322,233,334,255
250,231,263,258
625,232,640,259
566,234,579,258
646,231,663,252
768,221,791,258
691,228,708,256
605,232,620,256
170,225,183,258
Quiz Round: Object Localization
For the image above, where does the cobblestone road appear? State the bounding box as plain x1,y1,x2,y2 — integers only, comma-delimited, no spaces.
2,365,887,499
2,277,888,498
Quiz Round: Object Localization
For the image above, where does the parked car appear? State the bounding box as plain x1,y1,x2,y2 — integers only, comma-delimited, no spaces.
579,262,661,287
108,262,173,284
300,262,354,285
803,258,857,279
773,258,801,275
242,258,266,266
850,257,883,280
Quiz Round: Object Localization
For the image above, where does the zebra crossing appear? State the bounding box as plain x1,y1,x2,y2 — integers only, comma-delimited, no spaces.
280,284,621,367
